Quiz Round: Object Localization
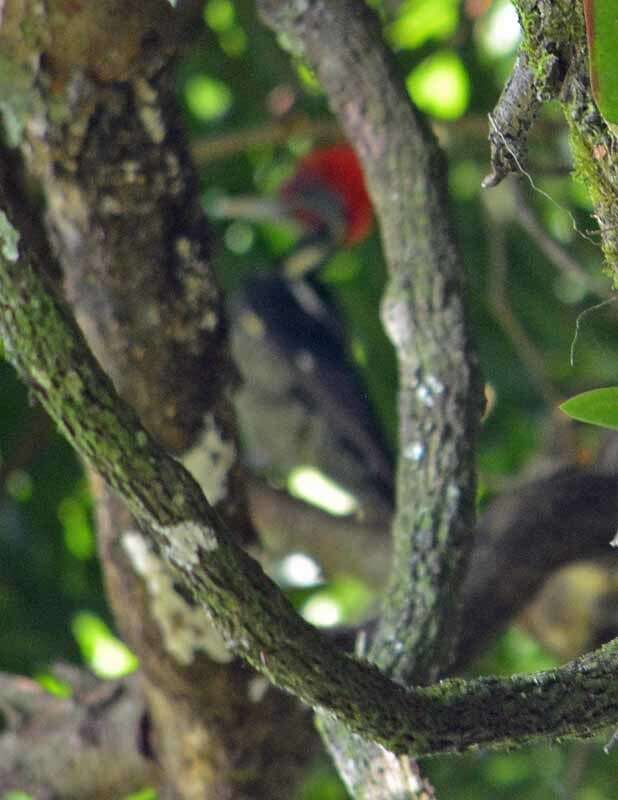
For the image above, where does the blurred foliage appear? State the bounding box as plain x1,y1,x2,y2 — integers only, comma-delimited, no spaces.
122,790,158,800
71,611,138,678
1,793,34,800
2,0,618,798
0,361,105,676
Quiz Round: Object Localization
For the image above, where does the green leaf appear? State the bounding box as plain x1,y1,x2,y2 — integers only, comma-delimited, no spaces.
387,0,460,51
122,790,158,800
560,387,618,429
2,794,34,800
184,75,232,122
71,612,138,678
584,0,618,123
406,50,470,120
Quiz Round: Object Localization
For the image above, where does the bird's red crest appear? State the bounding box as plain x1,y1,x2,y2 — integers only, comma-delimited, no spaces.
282,144,373,246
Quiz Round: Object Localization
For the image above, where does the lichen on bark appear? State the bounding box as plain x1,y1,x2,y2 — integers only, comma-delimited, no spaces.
491,0,618,283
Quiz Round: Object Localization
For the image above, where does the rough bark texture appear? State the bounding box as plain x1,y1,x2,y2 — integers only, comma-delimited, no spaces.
94,479,318,800
482,52,559,188
316,719,436,800
258,0,483,693
0,671,156,799
0,1,316,797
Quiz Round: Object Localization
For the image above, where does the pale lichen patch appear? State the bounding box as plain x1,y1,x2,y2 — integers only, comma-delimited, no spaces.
174,236,192,259
446,483,460,503
202,309,218,331
247,675,270,703
426,374,445,395
416,384,434,408
0,211,20,262
183,412,236,505
416,376,445,408
404,441,426,461
122,530,231,664
375,745,424,794
154,519,218,571
381,294,414,353
123,529,151,573
138,104,166,144
134,77,157,105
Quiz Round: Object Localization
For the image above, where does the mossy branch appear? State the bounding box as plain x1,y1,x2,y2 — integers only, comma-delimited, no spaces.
496,0,618,283
2,177,618,757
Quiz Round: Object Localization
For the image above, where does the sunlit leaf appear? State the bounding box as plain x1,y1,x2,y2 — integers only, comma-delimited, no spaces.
72,612,138,678
35,672,72,698
185,75,232,122
296,63,322,94
288,466,358,516
58,486,95,560
560,387,618,430
276,553,322,588
387,0,459,50
477,0,521,59
406,50,470,119
300,576,375,627
301,594,342,627
122,790,158,800
203,0,234,32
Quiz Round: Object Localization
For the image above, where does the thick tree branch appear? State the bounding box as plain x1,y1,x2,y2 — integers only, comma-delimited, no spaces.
255,2,481,793
258,0,483,691
457,468,618,668
3,153,618,760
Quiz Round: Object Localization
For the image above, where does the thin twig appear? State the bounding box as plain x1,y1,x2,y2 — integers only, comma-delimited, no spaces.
510,179,607,297
191,116,340,164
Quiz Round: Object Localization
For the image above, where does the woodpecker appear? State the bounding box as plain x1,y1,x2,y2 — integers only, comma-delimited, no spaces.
220,143,391,516
230,273,394,519
212,143,374,277
280,145,373,245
